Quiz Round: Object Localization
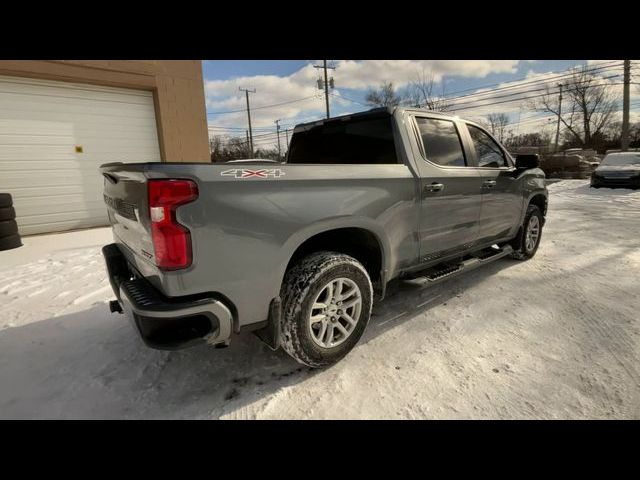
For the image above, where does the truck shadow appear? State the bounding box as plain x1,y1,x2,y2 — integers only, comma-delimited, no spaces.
0,258,516,419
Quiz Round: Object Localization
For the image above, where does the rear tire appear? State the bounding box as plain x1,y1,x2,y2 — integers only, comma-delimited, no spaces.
280,251,373,368
510,204,543,261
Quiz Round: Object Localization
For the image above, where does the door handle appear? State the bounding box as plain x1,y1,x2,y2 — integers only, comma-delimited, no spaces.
483,180,497,188
424,182,445,193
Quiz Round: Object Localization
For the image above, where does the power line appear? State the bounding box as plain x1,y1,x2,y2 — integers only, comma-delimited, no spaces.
437,61,622,102
441,61,623,103
445,74,622,110
449,81,625,113
391,62,623,110
207,95,319,115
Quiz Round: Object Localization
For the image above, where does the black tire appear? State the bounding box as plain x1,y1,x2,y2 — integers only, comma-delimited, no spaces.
510,204,544,261
0,219,19,237
0,206,16,222
0,234,22,251
280,251,373,368
0,193,12,208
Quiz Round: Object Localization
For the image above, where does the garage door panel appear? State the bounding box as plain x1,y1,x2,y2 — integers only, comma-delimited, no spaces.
0,77,154,104
8,185,95,198
0,114,160,130
0,75,161,236
0,134,75,145
0,97,157,120
18,216,109,237
2,169,104,188
0,160,111,171
16,197,107,217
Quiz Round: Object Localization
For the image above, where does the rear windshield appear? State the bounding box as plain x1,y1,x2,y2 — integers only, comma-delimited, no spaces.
600,153,640,166
286,116,398,164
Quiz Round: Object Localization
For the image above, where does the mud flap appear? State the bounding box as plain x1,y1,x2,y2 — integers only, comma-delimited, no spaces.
254,297,282,350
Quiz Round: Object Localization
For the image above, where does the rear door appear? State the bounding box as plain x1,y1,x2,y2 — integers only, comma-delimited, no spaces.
464,123,522,245
411,115,484,264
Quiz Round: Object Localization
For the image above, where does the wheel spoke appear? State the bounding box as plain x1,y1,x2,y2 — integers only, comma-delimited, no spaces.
310,314,326,324
318,322,327,343
335,279,343,299
324,324,335,345
312,302,326,310
341,297,360,310
334,322,349,337
338,287,355,301
341,312,357,326
325,283,334,302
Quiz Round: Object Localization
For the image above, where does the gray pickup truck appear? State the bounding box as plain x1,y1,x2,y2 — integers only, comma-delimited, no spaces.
101,107,547,367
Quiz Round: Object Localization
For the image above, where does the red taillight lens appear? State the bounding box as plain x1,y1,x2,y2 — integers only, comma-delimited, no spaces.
148,179,198,270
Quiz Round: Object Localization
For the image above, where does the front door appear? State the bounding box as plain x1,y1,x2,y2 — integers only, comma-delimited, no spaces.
465,123,522,245
412,116,484,264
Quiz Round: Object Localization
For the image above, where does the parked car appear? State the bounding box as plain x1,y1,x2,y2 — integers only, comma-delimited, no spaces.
540,153,595,179
590,152,640,189
100,107,548,367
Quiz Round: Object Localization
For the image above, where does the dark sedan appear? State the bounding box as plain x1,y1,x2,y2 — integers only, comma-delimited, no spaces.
591,152,640,189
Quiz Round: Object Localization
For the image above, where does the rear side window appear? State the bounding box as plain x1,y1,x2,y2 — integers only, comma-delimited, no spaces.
415,117,467,167
286,116,398,164
467,124,509,168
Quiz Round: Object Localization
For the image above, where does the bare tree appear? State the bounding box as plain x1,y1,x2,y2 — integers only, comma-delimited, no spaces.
530,65,619,148
210,134,282,162
505,131,553,148
483,112,511,142
405,69,450,111
365,82,402,107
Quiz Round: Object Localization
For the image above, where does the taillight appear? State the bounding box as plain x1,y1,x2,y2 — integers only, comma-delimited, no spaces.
148,179,198,270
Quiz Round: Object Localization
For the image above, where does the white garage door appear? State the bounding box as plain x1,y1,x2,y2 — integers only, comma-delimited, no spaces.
0,75,161,236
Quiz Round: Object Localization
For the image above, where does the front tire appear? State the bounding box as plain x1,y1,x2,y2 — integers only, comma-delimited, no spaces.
280,251,373,368
510,204,544,261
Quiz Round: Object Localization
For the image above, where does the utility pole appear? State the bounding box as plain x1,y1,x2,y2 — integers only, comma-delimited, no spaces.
314,60,336,119
285,128,289,158
274,119,282,159
554,83,563,153
245,130,250,157
239,87,256,156
621,60,631,151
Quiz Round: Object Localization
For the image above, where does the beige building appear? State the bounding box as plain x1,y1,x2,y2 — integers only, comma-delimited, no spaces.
0,60,210,235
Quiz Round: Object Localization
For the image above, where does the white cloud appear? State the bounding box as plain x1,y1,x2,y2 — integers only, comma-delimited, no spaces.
446,61,636,136
205,60,521,148
205,60,639,148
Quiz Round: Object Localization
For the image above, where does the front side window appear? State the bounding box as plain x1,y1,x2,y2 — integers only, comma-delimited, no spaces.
415,117,467,167
468,124,508,168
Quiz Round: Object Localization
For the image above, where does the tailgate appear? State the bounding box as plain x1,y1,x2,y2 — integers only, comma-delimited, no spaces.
101,163,155,265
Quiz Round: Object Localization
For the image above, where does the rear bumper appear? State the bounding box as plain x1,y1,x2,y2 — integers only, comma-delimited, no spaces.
102,243,233,350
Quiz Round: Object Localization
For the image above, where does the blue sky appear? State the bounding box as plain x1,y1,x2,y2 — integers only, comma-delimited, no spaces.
202,60,634,149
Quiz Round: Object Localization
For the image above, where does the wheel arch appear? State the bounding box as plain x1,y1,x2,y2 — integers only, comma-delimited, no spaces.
278,219,390,293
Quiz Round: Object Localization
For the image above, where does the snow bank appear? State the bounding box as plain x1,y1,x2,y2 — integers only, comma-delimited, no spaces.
1,182,638,419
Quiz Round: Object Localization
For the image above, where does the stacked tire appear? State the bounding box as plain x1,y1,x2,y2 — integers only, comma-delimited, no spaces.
0,193,22,251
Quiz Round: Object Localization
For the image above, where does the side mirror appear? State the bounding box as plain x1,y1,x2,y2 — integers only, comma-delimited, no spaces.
516,154,540,169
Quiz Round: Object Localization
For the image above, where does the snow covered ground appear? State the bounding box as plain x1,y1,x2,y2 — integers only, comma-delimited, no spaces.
1,180,639,419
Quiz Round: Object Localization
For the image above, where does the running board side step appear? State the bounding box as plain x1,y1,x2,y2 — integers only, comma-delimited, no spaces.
413,245,513,285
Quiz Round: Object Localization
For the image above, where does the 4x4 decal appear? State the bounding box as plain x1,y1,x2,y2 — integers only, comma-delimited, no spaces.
221,168,286,179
